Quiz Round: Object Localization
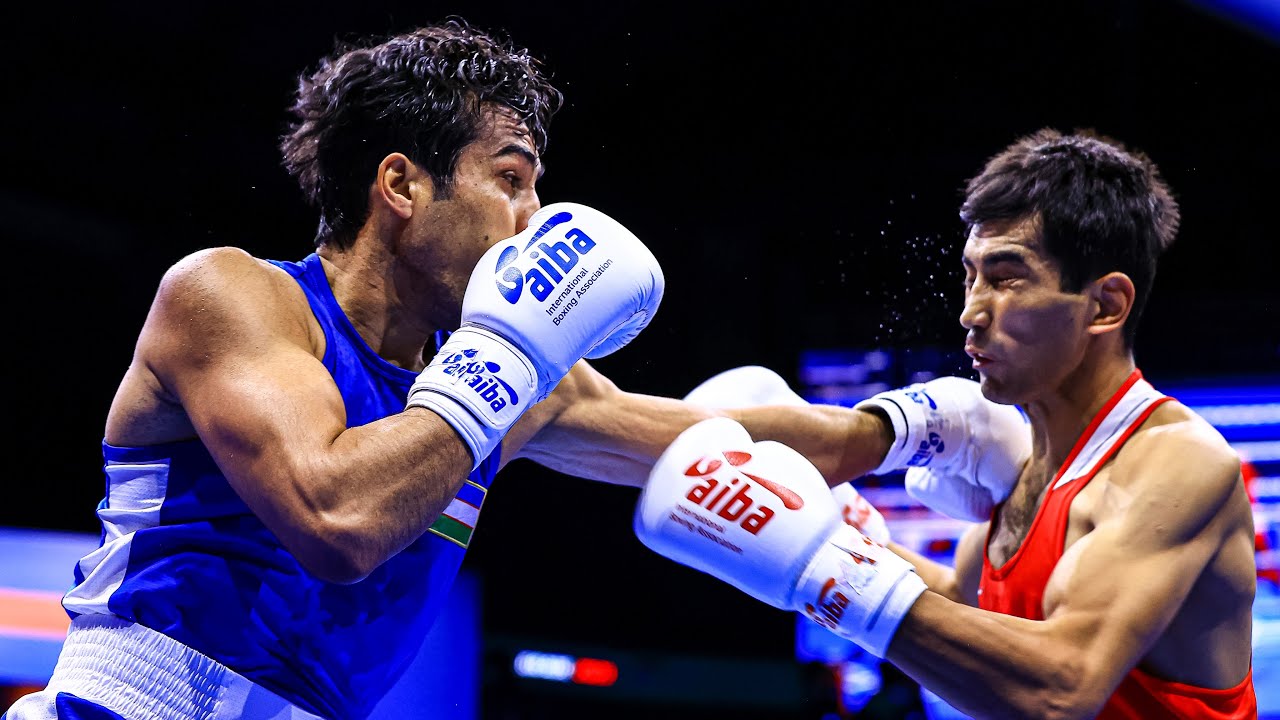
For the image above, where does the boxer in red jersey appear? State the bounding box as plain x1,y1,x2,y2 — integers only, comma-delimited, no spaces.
641,130,1257,719
883,130,1257,719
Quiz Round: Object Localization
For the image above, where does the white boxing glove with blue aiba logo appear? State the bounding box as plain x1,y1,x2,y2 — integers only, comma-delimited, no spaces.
854,377,1031,521
408,203,664,468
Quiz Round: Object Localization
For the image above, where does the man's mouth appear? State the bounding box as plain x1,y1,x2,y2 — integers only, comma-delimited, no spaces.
965,345,995,369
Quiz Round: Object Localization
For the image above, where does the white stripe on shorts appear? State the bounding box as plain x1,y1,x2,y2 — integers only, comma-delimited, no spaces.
6,615,324,720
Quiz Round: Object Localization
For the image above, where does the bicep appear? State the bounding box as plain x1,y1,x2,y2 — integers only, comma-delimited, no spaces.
173,339,349,499
1040,440,1238,705
1045,516,1221,655
143,252,348,520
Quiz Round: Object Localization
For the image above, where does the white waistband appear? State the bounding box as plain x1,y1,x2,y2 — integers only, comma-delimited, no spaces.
45,615,326,720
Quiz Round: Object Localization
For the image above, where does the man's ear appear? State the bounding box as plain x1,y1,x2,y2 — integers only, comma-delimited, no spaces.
1087,271,1135,338
372,153,420,220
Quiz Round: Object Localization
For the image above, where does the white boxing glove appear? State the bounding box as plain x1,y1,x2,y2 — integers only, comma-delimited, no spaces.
684,365,807,409
635,418,925,657
855,377,1031,521
682,366,888,542
831,483,890,545
408,203,665,467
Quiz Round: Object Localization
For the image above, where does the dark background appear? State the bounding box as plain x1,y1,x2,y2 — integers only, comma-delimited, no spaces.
5,0,1279,713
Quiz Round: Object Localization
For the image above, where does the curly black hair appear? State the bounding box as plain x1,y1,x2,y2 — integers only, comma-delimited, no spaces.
960,129,1180,348
281,19,563,249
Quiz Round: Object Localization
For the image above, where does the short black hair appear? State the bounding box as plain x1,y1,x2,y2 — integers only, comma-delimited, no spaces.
960,129,1180,347
280,19,563,249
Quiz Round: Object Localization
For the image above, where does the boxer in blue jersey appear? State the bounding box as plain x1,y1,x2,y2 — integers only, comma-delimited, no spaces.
2,21,684,720
1,19,1003,720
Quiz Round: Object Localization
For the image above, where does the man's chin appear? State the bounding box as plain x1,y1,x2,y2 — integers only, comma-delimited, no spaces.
977,373,1021,406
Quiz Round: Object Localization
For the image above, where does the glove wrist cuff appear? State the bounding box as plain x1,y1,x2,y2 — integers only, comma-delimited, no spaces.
407,326,538,469
793,524,927,658
855,393,925,475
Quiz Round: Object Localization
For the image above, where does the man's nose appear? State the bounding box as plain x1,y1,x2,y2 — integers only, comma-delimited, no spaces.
960,288,991,330
514,193,542,234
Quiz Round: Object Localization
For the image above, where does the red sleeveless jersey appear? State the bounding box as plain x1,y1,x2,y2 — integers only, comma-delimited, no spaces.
978,370,1256,719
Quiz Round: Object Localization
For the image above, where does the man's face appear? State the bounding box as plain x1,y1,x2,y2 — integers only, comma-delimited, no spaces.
960,218,1094,405
406,105,543,325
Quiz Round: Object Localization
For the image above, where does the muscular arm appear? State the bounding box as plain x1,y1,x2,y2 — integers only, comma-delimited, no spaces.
503,361,714,486
505,362,891,487
139,249,473,584
884,426,1242,720
731,404,893,485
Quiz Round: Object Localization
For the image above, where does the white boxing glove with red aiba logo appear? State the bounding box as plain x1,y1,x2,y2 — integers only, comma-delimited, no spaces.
635,418,927,658
679,364,890,543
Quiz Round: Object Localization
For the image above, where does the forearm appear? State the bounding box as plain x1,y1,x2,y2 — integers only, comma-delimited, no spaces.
520,366,890,488
536,399,892,488
730,405,892,485
229,407,474,582
887,592,1089,720
521,390,721,487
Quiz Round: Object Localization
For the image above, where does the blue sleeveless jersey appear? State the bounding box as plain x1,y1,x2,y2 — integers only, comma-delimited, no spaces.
63,253,499,719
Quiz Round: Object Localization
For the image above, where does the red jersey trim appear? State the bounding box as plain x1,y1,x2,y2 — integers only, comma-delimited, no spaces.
1101,666,1258,720
1051,369,1144,487
984,370,1150,581
1129,665,1254,698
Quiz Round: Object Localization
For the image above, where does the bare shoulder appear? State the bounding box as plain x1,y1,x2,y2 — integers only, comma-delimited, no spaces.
144,247,316,366
154,247,299,322
1110,401,1242,522
1122,402,1239,480
108,248,322,444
